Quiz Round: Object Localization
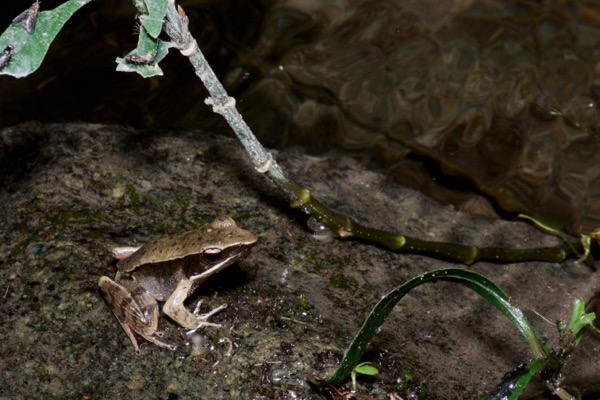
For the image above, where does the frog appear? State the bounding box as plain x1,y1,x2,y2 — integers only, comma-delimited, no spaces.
98,215,257,353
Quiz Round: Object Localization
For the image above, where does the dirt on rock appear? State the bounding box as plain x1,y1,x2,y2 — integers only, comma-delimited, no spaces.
0,122,598,399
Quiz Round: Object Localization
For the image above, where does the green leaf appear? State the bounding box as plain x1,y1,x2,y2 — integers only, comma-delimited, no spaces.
354,362,378,376
566,298,596,345
569,298,585,328
487,359,546,400
324,268,547,386
0,0,94,78
116,27,173,78
141,0,168,38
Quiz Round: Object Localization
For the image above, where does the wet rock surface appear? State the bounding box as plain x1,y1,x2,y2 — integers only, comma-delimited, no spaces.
0,122,599,399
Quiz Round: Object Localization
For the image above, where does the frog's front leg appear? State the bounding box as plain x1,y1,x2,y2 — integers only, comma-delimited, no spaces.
162,278,226,330
98,276,177,353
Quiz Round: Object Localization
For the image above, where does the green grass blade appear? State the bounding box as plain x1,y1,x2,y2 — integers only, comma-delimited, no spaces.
325,268,547,386
487,359,546,399
0,0,94,78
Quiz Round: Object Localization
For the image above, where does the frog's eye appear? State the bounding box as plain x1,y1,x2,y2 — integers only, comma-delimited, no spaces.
203,248,224,263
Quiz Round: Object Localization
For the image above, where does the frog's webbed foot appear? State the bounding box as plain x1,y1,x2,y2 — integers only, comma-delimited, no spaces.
185,300,228,334
163,279,228,332
98,276,177,353
128,327,177,354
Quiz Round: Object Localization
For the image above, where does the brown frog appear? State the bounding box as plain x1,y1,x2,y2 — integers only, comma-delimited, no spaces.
98,215,257,353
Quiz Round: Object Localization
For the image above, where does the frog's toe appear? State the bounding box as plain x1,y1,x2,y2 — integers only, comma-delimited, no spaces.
192,299,204,315
192,300,228,319
186,321,222,335
142,333,177,351
196,303,228,320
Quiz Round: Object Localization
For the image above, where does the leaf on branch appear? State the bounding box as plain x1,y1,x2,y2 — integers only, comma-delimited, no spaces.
0,0,94,78
115,27,173,78
141,0,168,38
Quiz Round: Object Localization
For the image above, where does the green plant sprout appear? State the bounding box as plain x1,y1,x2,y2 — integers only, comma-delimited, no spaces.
557,298,598,353
313,268,598,399
519,214,600,265
298,294,310,310
0,0,593,265
577,228,600,264
350,362,379,392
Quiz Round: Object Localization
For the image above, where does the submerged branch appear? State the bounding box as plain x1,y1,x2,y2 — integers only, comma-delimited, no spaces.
163,0,586,265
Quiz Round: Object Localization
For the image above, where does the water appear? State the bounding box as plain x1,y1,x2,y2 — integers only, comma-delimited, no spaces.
227,0,600,235
1,0,599,235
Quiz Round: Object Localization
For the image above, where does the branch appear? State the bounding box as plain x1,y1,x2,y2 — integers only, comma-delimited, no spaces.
162,0,584,265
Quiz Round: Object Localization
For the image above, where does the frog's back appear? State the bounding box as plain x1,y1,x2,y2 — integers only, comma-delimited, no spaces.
119,231,206,272
118,216,257,273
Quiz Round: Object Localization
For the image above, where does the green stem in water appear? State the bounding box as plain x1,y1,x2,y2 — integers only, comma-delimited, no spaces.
286,178,579,265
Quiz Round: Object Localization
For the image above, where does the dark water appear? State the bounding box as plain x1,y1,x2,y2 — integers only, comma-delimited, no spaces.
2,0,599,235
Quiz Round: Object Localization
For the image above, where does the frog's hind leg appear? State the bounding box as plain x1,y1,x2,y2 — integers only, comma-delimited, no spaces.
98,276,177,353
